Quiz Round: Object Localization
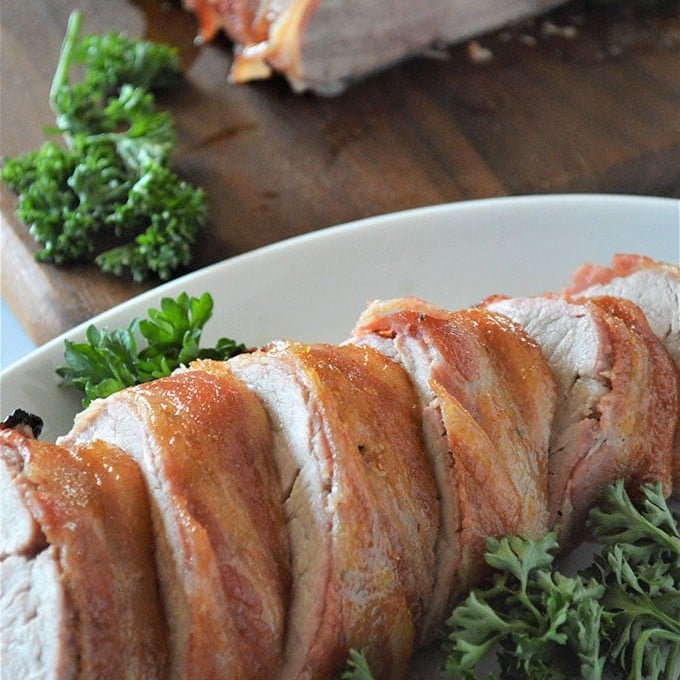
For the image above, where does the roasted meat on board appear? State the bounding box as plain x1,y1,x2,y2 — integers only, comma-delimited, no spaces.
181,0,568,94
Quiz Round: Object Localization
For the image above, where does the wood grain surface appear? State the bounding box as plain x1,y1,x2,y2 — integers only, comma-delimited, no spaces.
1,0,679,346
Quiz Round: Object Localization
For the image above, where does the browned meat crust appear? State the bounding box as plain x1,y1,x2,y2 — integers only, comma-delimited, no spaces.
351,297,556,639
59,369,289,679
0,427,168,679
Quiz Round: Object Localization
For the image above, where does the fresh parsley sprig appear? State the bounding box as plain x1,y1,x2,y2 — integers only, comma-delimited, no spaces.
444,533,606,679
443,480,680,680
586,481,680,680
339,649,376,680
56,292,246,405
0,10,206,282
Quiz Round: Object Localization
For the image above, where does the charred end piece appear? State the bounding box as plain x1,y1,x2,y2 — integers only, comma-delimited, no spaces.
184,0,319,88
1,409,43,438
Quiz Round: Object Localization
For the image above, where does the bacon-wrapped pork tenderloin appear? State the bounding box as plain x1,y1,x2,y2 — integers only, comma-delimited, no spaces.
1,422,168,680
350,298,556,639
58,368,290,680
3,254,678,679
224,342,439,678
182,0,568,94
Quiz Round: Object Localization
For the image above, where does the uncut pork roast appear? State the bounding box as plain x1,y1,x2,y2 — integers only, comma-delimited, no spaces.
0,414,168,680
182,0,568,94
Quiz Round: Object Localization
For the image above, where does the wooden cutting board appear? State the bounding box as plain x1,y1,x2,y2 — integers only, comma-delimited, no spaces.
1,0,679,346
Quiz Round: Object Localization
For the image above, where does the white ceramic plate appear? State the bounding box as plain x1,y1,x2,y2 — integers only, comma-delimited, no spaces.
2,193,678,441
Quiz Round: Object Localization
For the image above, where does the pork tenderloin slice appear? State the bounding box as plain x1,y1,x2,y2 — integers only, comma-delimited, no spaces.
586,296,679,494
351,298,555,638
184,0,568,94
1,429,75,679
563,255,680,489
59,368,289,680
0,427,167,679
485,295,676,539
227,341,439,679
564,255,680,373
305,343,439,632
0,444,44,559
227,348,348,679
1,550,75,680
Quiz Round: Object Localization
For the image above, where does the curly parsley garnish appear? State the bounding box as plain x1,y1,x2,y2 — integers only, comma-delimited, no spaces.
443,480,679,679
0,10,206,282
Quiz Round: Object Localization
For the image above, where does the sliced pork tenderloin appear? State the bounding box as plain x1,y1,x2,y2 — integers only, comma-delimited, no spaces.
1,551,74,680
350,297,556,639
564,254,680,373
223,342,440,679
0,426,167,680
563,255,680,489
59,368,290,680
485,294,677,540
